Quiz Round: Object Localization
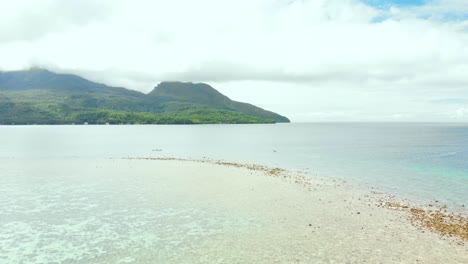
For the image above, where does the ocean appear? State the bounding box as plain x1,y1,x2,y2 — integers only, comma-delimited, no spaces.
1,123,467,263
1,123,466,205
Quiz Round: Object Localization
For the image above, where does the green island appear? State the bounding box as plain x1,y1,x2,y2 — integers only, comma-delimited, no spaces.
0,68,290,125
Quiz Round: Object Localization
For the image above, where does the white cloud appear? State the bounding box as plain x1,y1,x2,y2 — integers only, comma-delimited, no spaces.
453,106,468,119
0,0,111,43
0,0,467,121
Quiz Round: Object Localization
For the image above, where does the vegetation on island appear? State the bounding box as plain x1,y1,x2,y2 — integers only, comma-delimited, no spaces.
0,68,289,125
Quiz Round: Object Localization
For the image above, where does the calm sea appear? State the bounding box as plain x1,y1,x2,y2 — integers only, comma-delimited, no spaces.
0,123,467,206
1,123,468,263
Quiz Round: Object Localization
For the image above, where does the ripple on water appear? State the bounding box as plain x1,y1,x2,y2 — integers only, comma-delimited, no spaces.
0,206,254,263
0,174,255,263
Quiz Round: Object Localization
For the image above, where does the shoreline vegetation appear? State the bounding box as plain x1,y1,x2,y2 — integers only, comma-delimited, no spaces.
0,109,278,125
126,156,468,244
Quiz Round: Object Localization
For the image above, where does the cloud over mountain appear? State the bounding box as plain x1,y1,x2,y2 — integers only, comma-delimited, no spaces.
1,0,467,121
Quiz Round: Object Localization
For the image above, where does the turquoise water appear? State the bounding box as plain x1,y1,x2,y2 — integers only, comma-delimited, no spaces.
0,123,467,205
1,123,468,263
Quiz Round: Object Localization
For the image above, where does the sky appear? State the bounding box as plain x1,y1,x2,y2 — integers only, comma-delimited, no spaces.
1,0,468,122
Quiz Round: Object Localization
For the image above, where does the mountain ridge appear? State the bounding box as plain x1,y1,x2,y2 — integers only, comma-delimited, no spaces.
0,69,290,124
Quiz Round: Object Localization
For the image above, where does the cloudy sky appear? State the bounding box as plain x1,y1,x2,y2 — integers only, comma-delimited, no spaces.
1,0,468,122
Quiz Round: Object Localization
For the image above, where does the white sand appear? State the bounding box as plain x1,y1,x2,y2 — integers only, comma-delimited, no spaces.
0,158,466,263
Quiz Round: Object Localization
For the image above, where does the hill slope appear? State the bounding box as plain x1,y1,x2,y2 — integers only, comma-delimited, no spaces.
0,69,290,124
149,82,290,123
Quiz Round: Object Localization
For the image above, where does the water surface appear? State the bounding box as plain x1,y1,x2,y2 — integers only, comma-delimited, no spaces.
1,123,468,263
1,123,466,205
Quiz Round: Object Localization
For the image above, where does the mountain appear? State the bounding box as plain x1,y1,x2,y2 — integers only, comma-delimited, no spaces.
149,82,290,123
0,68,290,125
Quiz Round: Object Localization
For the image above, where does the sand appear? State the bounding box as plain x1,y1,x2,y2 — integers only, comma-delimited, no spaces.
0,158,467,263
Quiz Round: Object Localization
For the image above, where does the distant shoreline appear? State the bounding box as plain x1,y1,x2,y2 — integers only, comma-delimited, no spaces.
0,122,282,126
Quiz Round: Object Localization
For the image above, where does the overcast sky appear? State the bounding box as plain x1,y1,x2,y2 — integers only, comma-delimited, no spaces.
1,0,468,122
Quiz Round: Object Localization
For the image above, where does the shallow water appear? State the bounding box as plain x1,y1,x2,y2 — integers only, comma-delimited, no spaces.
0,124,468,263
0,123,467,205
1,159,466,263
0,160,258,263
1,123,468,263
